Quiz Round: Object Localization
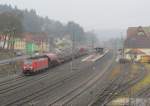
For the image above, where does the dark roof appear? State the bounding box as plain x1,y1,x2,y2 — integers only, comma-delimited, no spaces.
125,26,150,48
125,36,150,48
127,26,147,38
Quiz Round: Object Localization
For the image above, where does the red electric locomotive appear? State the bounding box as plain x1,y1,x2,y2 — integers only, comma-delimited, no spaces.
22,53,60,75
22,56,49,75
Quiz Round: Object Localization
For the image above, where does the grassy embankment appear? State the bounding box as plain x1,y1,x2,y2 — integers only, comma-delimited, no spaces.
108,63,147,106
130,63,150,94
0,50,21,78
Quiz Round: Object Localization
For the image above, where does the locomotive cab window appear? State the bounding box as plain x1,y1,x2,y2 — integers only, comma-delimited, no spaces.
24,60,32,64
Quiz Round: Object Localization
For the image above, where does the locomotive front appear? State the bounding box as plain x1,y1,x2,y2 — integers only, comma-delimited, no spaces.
22,59,33,75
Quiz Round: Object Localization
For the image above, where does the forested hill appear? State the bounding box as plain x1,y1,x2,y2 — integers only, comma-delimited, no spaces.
0,4,97,44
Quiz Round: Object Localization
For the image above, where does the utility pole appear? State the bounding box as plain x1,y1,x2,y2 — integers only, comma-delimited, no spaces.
70,31,75,72
48,36,51,52
48,36,53,52
121,32,125,58
92,36,94,51
91,31,95,51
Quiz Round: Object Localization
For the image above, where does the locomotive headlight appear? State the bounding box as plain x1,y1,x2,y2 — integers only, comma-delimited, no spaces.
29,66,33,69
23,66,26,69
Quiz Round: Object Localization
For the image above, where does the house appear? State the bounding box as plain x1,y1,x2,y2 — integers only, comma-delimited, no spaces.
54,37,72,50
13,32,49,54
23,32,49,53
0,34,11,49
14,38,26,51
124,26,150,62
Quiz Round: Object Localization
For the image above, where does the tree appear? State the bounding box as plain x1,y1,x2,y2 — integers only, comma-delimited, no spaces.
0,12,22,49
0,4,98,47
66,21,85,43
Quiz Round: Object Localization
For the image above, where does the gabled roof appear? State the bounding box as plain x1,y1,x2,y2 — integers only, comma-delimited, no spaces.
127,26,148,38
125,26,150,48
126,49,145,54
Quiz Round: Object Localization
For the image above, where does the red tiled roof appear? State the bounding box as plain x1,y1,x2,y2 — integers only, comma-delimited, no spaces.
22,32,48,42
126,49,145,54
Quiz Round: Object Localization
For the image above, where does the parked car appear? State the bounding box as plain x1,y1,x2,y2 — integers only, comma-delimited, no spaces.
15,51,23,56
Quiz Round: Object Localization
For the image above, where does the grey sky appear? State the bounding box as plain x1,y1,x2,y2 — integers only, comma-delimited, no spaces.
0,0,150,30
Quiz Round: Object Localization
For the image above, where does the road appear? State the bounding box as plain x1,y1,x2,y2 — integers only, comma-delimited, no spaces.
0,50,116,106
0,55,28,66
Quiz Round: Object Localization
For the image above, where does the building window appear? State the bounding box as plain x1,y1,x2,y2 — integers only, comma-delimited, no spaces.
137,31,145,36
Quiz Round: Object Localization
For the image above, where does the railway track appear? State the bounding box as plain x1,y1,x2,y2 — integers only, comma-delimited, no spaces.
47,51,115,106
136,86,150,98
0,71,59,94
0,53,88,95
2,51,112,106
0,59,79,94
102,70,146,105
0,52,87,86
142,88,150,98
4,60,98,106
0,74,24,86
0,61,70,94
49,56,114,106
133,66,150,98
91,63,128,106
91,64,147,106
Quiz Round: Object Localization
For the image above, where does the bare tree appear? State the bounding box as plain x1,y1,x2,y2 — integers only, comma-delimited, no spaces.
0,12,22,50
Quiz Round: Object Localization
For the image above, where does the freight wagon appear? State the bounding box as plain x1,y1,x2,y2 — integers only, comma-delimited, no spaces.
22,48,88,75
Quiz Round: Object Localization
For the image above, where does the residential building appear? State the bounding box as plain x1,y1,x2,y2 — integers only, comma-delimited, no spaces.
22,32,49,54
13,32,49,54
14,38,26,51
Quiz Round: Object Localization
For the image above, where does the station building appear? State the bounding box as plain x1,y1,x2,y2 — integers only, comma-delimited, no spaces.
124,26,150,62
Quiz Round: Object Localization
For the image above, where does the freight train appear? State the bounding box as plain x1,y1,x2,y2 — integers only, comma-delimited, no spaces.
22,48,87,75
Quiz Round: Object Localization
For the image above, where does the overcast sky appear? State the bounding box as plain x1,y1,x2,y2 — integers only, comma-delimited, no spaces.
0,0,150,31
